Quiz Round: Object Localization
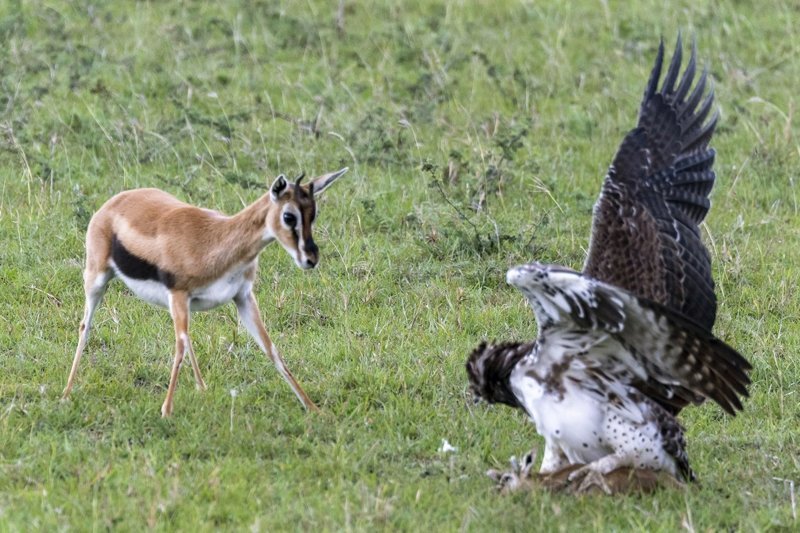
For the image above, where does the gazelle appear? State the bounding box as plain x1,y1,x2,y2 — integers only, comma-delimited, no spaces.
62,167,348,417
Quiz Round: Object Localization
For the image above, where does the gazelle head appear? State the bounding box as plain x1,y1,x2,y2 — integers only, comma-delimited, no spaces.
267,167,348,270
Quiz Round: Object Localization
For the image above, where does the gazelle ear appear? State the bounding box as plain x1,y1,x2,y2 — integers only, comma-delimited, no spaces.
310,167,348,196
270,174,289,201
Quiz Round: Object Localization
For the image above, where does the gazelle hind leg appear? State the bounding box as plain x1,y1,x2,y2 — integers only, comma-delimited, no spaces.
235,291,318,411
185,335,207,391
62,268,113,399
161,291,191,418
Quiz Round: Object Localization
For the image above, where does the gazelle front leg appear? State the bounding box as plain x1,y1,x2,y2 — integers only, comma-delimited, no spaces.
234,291,318,411
161,290,195,417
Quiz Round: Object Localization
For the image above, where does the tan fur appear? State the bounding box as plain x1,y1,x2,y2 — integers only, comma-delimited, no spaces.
62,168,348,417
88,188,274,287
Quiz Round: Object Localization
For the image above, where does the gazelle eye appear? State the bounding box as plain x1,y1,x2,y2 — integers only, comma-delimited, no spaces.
283,212,297,227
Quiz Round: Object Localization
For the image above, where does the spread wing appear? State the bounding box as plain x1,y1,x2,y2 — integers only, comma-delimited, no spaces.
583,35,719,331
507,263,751,415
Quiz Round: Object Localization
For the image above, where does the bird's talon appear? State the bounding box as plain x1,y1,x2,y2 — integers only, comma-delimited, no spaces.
568,466,588,483
576,469,613,495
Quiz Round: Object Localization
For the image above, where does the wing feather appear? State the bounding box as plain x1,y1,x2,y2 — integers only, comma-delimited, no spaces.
508,264,751,416
584,35,719,330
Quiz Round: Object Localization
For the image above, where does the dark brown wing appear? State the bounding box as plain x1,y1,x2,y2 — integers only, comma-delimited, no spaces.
584,35,719,333
627,297,751,416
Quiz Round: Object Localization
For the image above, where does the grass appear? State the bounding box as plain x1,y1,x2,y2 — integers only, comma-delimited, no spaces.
0,0,798,530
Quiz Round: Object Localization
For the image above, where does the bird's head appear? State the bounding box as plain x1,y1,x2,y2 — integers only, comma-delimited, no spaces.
504,262,563,315
505,262,578,300
466,340,533,408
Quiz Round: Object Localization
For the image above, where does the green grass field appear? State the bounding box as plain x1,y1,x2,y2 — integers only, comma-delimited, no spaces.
1,0,798,530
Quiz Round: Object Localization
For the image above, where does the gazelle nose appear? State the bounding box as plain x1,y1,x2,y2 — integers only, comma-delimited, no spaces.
304,258,317,269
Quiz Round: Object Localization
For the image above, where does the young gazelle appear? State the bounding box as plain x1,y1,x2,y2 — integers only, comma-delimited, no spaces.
62,167,348,417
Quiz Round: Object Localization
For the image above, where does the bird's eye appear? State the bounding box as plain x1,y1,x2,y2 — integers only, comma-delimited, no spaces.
283,213,297,227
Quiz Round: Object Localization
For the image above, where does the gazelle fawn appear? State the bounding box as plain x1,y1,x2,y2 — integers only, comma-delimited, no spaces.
62,167,348,417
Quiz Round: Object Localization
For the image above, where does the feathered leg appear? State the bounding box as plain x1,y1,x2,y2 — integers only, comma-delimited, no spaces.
539,440,570,474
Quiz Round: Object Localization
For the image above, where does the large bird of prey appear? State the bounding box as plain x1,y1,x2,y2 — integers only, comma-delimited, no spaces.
466,36,751,489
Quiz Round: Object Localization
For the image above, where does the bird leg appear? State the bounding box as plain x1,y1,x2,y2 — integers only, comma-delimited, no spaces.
539,440,570,474
575,468,614,495
567,454,628,494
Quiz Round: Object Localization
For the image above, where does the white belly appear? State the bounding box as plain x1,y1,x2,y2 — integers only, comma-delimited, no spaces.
189,266,251,311
111,261,252,312
514,374,609,464
540,391,608,463
114,274,171,308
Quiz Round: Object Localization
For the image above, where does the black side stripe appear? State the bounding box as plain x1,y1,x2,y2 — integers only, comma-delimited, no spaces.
111,234,176,288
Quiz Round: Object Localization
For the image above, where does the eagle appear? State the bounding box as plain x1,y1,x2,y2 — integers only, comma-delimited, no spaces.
466,36,752,492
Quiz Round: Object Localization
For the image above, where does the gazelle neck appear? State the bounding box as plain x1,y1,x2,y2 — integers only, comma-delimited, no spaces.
233,192,277,242
198,194,275,274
